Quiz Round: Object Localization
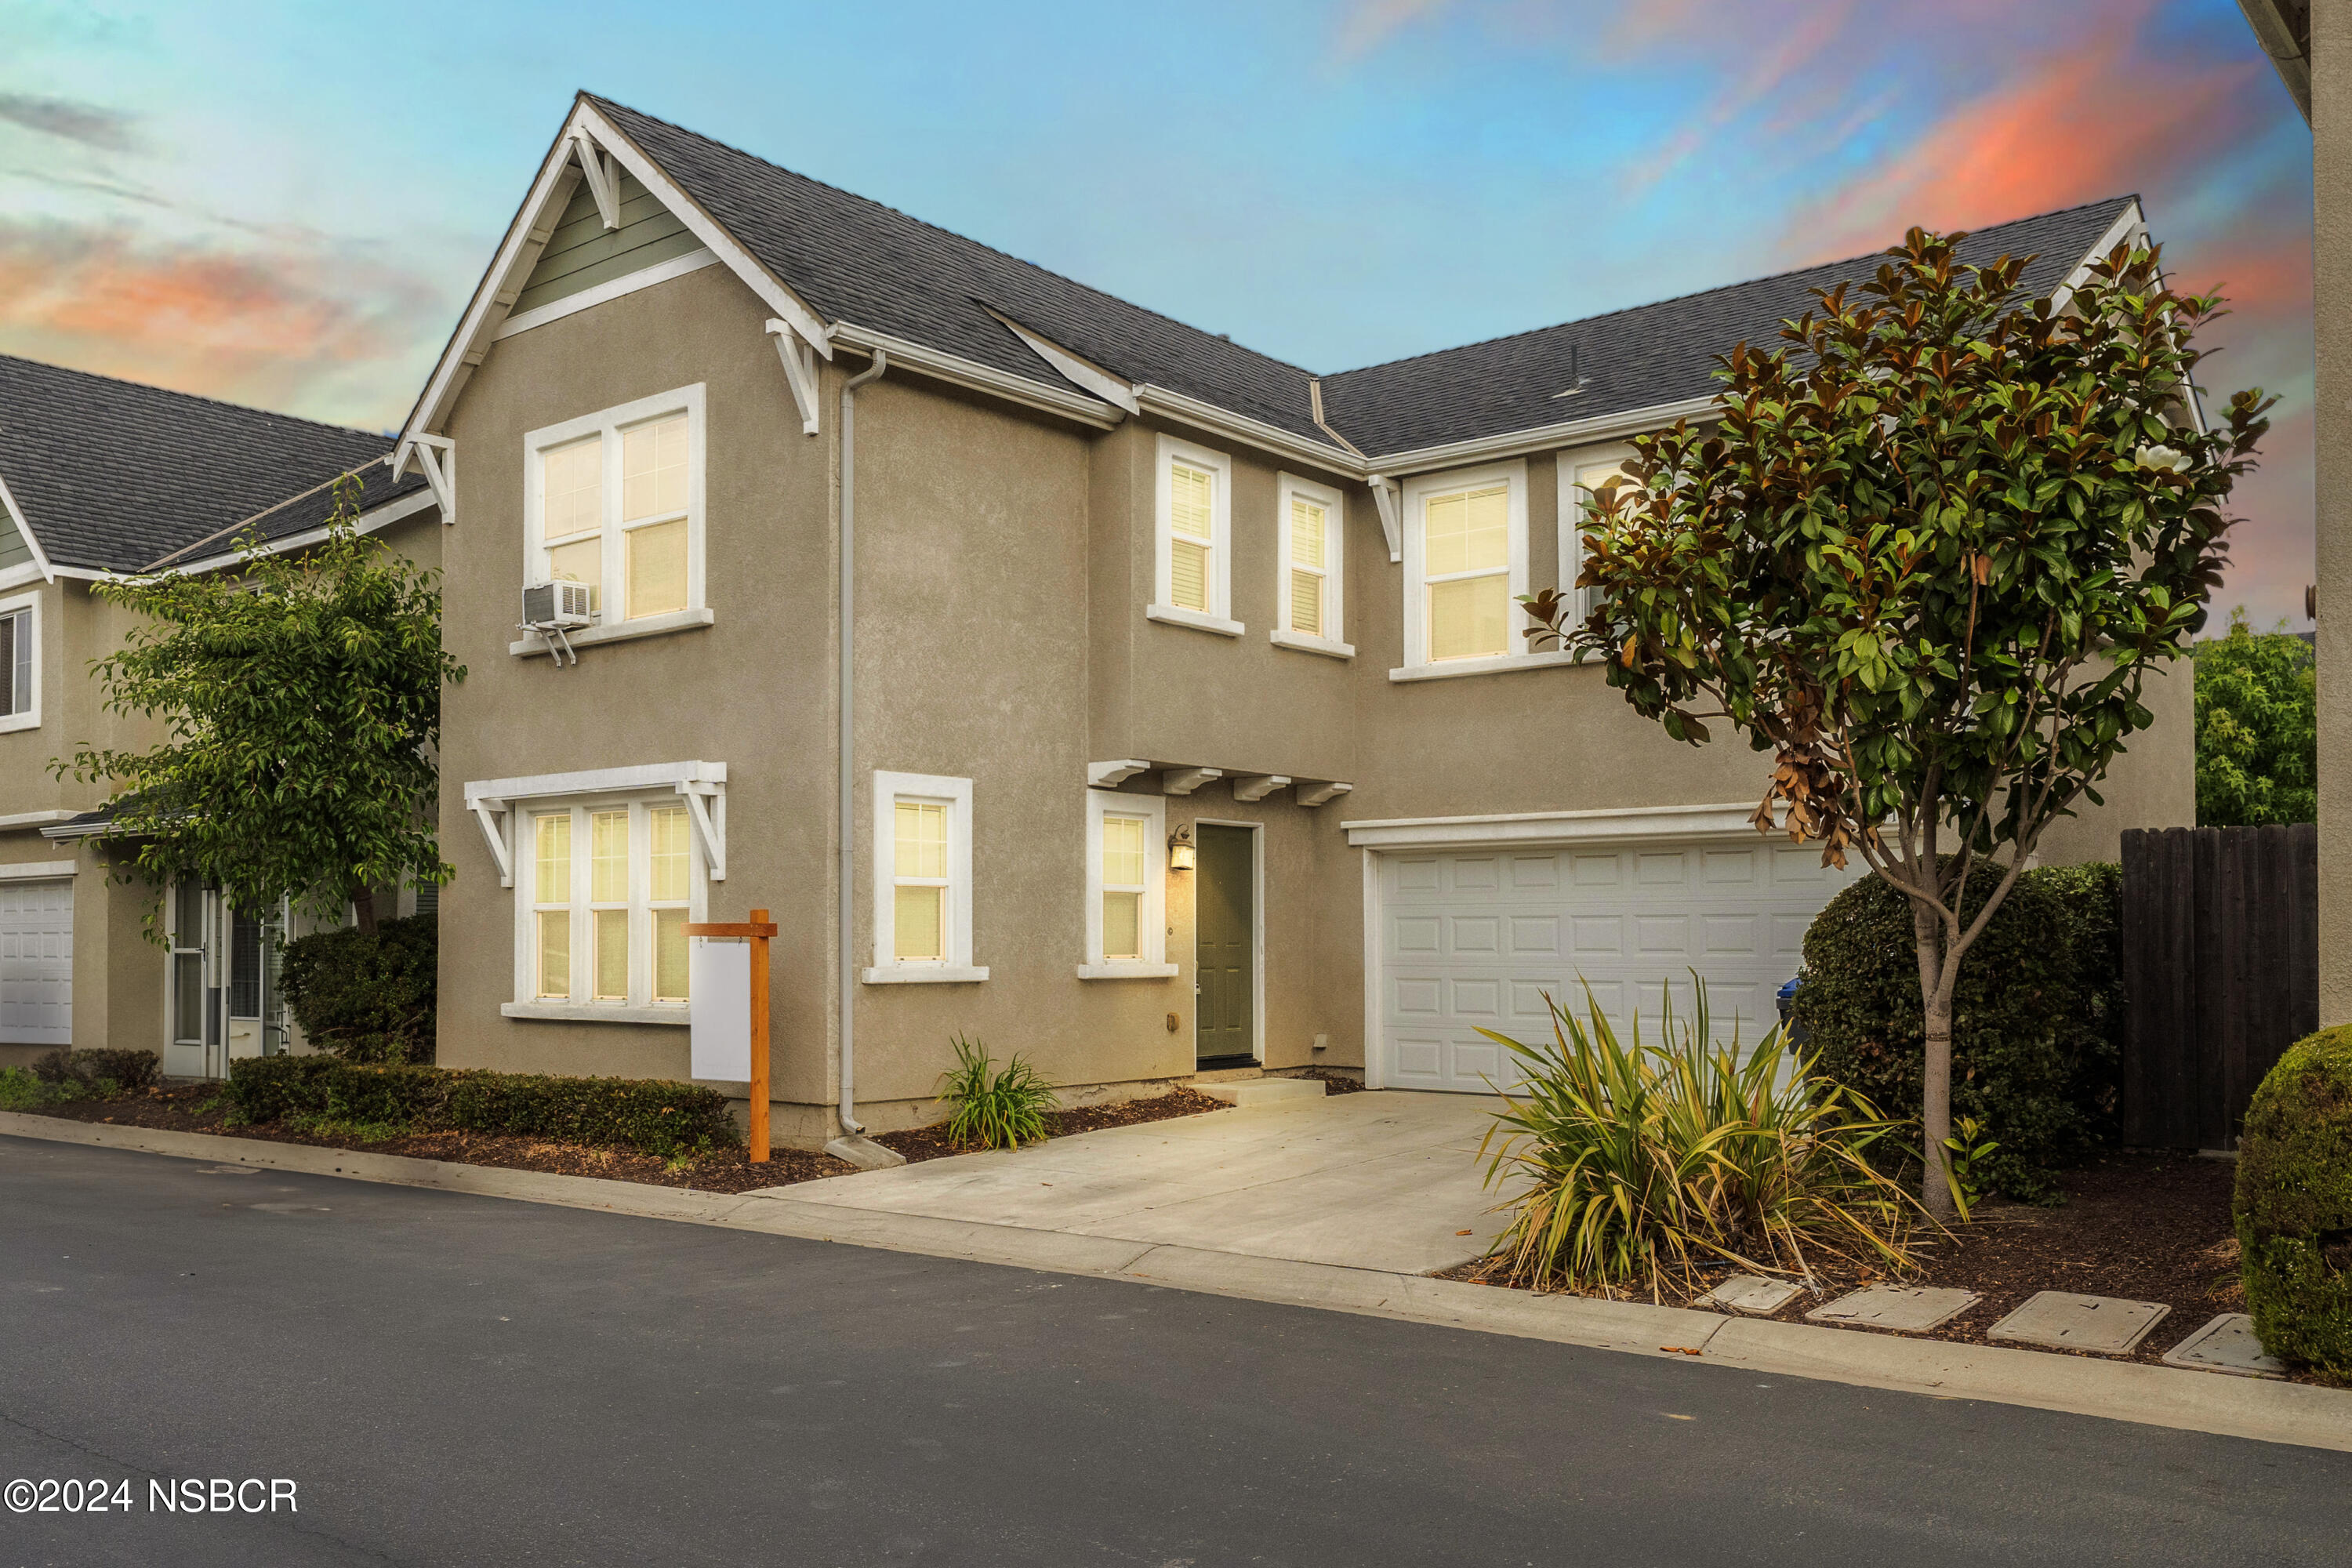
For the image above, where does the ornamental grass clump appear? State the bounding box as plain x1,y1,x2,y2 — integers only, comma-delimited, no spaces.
1476,981,1923,1300
938,1034,1056,1150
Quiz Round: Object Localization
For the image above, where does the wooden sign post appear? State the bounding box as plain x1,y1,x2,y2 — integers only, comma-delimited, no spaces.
684,907,779,1163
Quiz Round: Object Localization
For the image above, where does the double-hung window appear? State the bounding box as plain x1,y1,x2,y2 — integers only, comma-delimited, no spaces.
524,385,705,633
1396,461,1533,677
1559,445,1636,620
866,771,985,982
1148,435,1238,636
0,590,38,731
522,797,703,1014
1080,790,1173,978
1272,473,1350,657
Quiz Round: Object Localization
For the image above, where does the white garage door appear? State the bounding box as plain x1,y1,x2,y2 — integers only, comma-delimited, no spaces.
0,877,72,1046
1377,839,1864,1093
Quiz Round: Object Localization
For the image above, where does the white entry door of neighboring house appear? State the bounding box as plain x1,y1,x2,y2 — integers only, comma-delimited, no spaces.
0,877,73,1047
1374,836,1866,1094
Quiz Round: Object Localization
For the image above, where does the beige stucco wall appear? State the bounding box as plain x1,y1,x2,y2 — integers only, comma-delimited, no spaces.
2314,1,2351,1024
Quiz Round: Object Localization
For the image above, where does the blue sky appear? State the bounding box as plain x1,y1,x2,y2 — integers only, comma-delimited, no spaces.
0,0,2317,624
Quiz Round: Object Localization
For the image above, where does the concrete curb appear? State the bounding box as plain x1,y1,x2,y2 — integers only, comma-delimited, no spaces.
8,1111,2348,1454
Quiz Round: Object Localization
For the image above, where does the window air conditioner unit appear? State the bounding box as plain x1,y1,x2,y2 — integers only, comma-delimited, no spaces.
522,581,595,629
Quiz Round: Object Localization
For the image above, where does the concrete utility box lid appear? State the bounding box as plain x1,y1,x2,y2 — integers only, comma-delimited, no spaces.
2160,1312,2288,1379
1805,1284,1979,1332
1698,1274,1805,1315
1987,1291,2170,1355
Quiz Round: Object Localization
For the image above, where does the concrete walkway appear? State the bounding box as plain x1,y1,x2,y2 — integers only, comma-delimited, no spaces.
772,1089,1509,1274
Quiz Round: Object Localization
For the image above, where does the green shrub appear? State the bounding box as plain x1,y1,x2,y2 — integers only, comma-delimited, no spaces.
1478,982,1920,1298
1792,862,2122,1203
0,1065,60,1111
31,1047,160,1094
280,915,437,1064
2235,1026,2352,1381
938,1034,1055,1150
225,1056,739,1159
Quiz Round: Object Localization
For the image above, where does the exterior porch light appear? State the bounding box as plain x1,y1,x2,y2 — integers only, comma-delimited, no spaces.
1167,824,1196,872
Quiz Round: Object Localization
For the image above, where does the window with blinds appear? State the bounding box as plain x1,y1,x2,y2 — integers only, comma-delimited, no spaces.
0,604,27,717
522,798,700,1008
527,387,703,634
892,800,949,962
1424,484,1511,661
1167,461,1214,613
1100,814,1147,961
1570,458,1631,618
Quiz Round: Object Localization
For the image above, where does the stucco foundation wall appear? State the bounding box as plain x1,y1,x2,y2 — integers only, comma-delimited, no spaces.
432,263,836,1093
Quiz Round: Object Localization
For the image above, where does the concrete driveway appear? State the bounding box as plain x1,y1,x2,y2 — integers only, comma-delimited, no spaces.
771,1089,1511,1274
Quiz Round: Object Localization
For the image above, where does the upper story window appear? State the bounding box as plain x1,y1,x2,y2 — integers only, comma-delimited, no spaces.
524,795,702,1013
1398,461,1530,675
1272,473,1350,658
524,384,705,627
865,771,985,983
1147,435,1240,637
0,590,38,733
1079,789,1174,979
1559,444,1636,619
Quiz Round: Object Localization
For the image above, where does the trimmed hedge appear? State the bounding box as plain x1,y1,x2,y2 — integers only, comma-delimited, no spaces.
2235,1026,2352,1381
280,915,437,1064
225,1056,740,1160
31,1047,160,1093
1792,861,2122,1203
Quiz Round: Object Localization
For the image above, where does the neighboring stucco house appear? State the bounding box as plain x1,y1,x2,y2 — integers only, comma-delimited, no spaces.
405,94,2193,1145
0,354,440,1071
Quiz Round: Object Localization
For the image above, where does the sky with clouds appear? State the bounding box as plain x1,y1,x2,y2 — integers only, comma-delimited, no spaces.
0,0,2316,625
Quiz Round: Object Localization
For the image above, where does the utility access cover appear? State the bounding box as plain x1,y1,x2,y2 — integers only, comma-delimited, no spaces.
1699,1275,1805,1315
1987,1290,2170,1355
1805,1285,1978,1332
2160,1312,2287,1378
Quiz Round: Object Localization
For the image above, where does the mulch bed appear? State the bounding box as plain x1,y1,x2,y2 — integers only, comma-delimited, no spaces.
1444,1150,2256,1369
1287,1067,1367,1094
874,1087,1230,1163
17,1080,1233,1194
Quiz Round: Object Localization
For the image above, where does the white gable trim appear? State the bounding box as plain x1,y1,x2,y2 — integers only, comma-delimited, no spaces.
0,467,56,584
494,248,720,340
398,101,833,452
987,310,1141,416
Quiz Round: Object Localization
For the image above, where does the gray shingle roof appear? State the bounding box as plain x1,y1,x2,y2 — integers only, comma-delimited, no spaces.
0,354,426,573
587,97,1342,452
1319,198,2136,457
587,95,2132,465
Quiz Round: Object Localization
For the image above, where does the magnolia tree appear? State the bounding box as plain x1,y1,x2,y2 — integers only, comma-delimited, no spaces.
60,475,465,935
1526,230,2270,1216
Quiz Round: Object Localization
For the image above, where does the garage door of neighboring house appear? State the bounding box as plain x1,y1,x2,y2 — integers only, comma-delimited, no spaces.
0,876,73,1047
1368,826,1865,1094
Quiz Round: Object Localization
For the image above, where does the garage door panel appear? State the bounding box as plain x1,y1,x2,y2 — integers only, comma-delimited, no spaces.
0,878,74,1047
1381,841,1860,1091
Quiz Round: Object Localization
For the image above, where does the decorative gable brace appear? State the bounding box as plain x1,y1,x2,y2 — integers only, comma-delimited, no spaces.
766,318,825,436
390,434,456,526
463,760,729,888
1367,475,1402,562
571,129,622,229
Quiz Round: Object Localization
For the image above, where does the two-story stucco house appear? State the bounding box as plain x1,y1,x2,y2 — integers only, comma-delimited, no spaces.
0,354,439,1072
407,93,2191,1147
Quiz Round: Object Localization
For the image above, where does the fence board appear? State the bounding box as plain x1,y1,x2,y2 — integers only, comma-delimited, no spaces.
2120,823,2320,1149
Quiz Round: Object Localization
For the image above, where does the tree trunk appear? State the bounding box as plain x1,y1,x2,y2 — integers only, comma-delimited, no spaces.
353,885,379,935
1912,898,1956,1220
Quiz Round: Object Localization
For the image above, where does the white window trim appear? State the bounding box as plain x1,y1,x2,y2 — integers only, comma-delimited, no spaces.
506,793,709,1022
864,770,987,985
521,383,708,633
1271,472,1352,659
1557,440,1639,623
1392,459,1533,681
1078,789,1176,979
465,760,726,890
1147,434,1238,635
0,589,40,734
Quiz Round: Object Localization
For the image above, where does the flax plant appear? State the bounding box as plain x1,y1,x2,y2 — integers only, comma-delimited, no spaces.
939,1034,1057,1150
1475,979,1923,1300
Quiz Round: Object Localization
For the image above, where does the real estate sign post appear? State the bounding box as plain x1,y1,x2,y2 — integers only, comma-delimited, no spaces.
685,909,779,1162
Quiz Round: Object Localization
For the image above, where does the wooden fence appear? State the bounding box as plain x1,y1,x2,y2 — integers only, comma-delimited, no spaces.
2120,823,2318,1149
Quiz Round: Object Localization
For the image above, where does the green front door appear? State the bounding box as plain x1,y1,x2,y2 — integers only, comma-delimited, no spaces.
1195,824,1255,1064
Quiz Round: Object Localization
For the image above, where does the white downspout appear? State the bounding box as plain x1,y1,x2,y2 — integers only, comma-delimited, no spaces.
833,350,888,1152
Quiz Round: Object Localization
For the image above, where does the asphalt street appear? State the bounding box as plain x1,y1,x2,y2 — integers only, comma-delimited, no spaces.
3,1134,2347,1567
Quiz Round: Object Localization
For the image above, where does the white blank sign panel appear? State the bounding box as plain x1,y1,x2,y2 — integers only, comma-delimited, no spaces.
689,939,750,1082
